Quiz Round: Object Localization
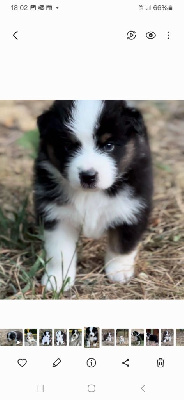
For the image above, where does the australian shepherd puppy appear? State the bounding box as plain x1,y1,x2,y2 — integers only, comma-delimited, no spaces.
34,100,153,292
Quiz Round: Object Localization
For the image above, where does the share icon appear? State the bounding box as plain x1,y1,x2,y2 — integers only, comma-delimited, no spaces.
122,359,129,367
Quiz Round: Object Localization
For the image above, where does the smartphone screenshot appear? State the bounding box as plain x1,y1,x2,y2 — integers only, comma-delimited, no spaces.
0,0,184,398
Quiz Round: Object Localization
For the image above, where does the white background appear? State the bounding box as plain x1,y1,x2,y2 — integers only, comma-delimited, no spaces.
0,0,183,98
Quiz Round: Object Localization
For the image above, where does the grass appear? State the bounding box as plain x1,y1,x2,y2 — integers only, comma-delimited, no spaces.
0,100,184,299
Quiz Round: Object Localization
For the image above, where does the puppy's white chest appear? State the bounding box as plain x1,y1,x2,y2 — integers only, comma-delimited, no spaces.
72,191,107,238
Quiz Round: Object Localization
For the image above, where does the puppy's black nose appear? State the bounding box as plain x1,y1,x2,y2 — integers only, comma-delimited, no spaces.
79,169,97,187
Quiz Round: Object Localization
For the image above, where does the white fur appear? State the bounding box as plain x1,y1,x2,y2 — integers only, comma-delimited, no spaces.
44,185,144,239
42,221,78,292
67,148,117,190
63,101,117,191
65,100,103,144
42,332,50,345
119,336,125,344
105,249,137,283
56,331,65,345
43,185,143,291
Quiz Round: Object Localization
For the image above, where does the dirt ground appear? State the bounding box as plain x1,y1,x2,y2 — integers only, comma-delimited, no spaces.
176,329,184,346
131,329,144,346
116,329,129,346
102,329,115,346
0,329,23,346
0,100,184,300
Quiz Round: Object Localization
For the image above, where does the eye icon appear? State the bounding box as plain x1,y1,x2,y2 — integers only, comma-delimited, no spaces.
146,31,156,39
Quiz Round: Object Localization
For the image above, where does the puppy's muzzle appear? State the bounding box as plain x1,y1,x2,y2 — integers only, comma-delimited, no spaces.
79,169,98,188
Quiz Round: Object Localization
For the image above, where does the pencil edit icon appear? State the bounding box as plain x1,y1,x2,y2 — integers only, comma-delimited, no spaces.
53,358,61,367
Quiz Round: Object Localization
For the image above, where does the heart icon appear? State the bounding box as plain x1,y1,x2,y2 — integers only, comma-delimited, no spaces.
17,359,27,367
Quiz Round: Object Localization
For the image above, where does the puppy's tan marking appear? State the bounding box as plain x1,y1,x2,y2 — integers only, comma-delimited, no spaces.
99,133,112,143
120,140,135,171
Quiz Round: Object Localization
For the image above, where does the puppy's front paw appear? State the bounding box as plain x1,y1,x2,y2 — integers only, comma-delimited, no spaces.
105,250,137,283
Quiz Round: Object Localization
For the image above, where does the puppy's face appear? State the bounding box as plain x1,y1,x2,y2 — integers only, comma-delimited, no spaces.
26,332,33,340
45,331,50,338
7,331,16,341
132,331,139,337
71,329,79,339
38,101,147,192
86,327,98,339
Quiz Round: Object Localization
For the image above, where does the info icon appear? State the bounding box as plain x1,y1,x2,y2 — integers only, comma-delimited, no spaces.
127,31,136,40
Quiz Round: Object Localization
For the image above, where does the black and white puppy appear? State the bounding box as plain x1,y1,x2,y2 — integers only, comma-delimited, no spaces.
85,327,98,347
70,329,81,346
55,330,66,345
146,332,158,344
34,100,153,292
132,330,144,345
162,330,171,343
41,331,51,345
7,330,23,345
104,332,112,342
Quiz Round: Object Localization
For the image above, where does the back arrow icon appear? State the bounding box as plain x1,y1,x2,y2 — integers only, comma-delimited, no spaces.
141,385,145,392
13,31,18,40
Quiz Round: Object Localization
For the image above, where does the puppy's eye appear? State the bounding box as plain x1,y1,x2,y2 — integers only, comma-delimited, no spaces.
103,143,115,152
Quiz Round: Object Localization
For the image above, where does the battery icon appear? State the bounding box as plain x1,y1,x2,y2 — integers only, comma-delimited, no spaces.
169,5,173,10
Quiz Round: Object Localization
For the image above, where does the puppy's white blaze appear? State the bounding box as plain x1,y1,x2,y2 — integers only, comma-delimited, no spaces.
44,187,145,239
66,100,103,143
105,249,137,283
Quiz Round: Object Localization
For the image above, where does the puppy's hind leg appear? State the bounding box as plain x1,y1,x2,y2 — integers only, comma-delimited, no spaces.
105,223,141,283
42,221,79,293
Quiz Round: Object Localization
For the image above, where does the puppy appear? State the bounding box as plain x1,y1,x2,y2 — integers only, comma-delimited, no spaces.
26,331,36,345
70,329,81,346
146,332,158,344
162,330,171,343
119,335,125,344
56,330,66,345
41,331,51,345
34,100,153,292
104,332,112,342
132,330,144,345
85,327,98,347
7,330,23,345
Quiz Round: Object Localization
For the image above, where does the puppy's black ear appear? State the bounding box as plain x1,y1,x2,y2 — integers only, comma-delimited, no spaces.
37,110,55,139
123,106,148,137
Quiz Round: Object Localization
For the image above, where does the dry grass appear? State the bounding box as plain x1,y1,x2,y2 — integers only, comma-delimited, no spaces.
176,329,184,346
0,101,184,299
